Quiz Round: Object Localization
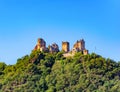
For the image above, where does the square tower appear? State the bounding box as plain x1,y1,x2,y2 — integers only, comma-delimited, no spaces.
73,39,85,51
62,42,70,53
79,39,85,51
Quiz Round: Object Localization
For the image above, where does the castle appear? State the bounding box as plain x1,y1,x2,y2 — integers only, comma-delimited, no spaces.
34,38,46,51
34,38,59,53
34,38,89,55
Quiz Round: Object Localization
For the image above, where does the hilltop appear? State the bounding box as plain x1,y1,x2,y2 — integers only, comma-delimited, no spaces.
0,38,120,92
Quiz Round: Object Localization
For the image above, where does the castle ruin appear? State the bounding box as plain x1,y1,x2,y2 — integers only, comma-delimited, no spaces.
62,42,70,53
34,38,46,51
73,39,85,52
34,38,89,55
72,39,88,55
48,43,59,53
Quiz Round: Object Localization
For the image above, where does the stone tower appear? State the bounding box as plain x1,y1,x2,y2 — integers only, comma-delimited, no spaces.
62,42,70,53
79,39,85,51
34,38,46,51
48,43,59,53
73,39,85,51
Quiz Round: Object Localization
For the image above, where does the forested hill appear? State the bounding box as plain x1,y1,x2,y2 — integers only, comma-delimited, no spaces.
0,50,120,92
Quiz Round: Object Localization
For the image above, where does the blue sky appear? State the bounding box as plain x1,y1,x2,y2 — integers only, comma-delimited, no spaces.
0,0,120,64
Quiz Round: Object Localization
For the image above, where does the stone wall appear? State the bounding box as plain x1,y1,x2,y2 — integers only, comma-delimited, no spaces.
62,42,70,52
34,38,46,51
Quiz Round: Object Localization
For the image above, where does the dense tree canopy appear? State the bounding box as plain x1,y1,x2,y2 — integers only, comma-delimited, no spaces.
0,51,120,92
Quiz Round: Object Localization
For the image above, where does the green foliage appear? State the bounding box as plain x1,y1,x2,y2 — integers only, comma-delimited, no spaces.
0,51,120,92
55,51,64,60
0,62,6,75
0,62,6,71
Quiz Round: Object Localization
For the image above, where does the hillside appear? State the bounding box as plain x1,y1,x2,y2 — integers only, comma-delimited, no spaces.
0,50,120,92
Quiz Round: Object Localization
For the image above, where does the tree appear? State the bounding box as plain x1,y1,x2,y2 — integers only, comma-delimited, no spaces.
0,62,6,71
